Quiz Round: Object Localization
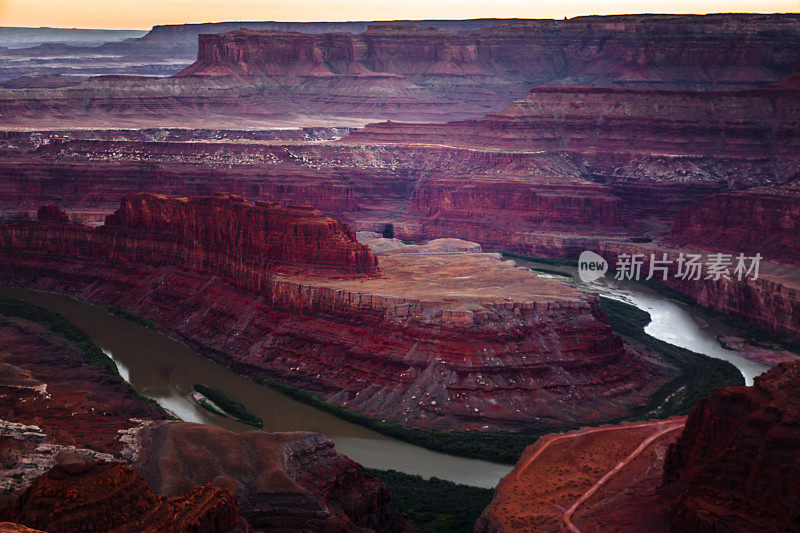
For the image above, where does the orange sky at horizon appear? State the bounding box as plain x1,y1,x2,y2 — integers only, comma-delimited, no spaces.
1,0,799,30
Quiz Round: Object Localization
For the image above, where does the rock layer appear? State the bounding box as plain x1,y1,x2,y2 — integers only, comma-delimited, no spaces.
133,421,405,531
0,316,165,456
0,193,379,292
349,85,800,161
3,14,800,126
663,361,800,532
667,184,800,267
0,196,663,431
478,361,800,533
0,456,250,532
475,419,685,532
598,241,800,342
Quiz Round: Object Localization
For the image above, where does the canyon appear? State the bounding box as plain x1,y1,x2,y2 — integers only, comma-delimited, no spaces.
2,14,800,126
477,360,800,532
1,12,800,531
0,194,666,431
0,288,405,531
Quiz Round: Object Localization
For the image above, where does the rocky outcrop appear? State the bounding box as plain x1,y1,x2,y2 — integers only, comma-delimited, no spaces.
0,297,406,532
0,193,379,291
33,205,68,222
477,361,800,533
667,184,800,267
396,176,628,254
475,419,685,532
105,15,800,90
663,361,800,532
0,198,664,431
0,455,250,532
2,128,793,242
133,421,405,531
0,315,165,455
349,85,800,162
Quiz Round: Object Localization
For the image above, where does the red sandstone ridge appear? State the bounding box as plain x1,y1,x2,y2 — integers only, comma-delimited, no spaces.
0,455,250,532
133,421,405,531
103,193,379,277
663,361,800,532
0,194,378,294
666,184,800,266
0,197,664,431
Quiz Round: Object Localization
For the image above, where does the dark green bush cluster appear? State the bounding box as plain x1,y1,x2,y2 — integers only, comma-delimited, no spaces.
367,469,494,533
192,383,263,427
106,306,160,330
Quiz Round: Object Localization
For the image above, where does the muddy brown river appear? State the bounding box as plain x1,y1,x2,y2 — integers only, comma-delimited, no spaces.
0,286,512,488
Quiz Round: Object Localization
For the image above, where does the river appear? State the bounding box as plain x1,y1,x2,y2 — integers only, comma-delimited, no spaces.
0,267,773,488
0,286,512,488
510,258,771,385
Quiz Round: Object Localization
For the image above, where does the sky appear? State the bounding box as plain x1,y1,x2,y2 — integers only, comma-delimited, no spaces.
0,0,798,30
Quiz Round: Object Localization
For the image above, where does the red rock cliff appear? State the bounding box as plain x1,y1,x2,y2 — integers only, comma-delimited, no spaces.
180,16,800,90
0,199,663,431
667,184,800,267
133,421,405,531
0,456,250,532
348,85,800,161
663,361,800,532
0,193,379,294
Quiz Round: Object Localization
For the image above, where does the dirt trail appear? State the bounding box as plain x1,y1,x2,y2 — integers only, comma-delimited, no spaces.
561,421,684,532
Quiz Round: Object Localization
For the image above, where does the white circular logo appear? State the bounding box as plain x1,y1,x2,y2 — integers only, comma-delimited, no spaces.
578,251,608,283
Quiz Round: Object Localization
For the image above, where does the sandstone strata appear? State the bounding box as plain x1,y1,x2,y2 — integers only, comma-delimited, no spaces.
133,421,405,531
0,318,165,455
598,241,800,342
0,195,663,431
663,361,800,532
0,285,404,532
667,184,800,267
3,15,800,127
0,192,379,291
0,456,250,532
